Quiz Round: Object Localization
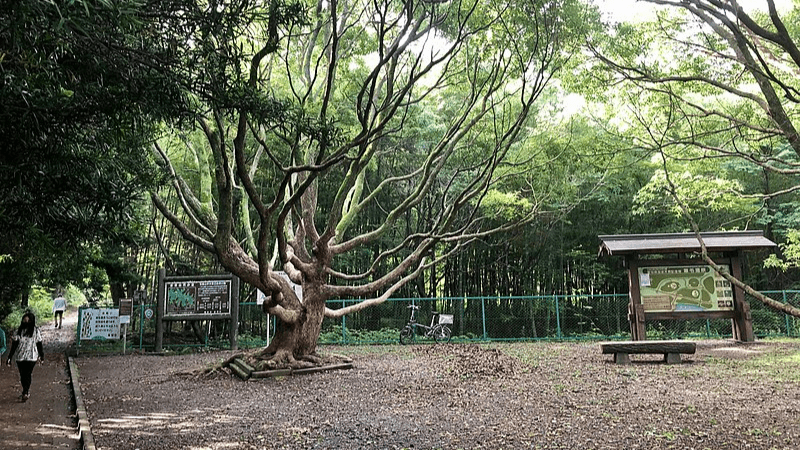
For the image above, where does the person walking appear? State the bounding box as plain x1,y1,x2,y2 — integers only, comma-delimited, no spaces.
52,292,67,329
0,324,6,358
5,312,44,402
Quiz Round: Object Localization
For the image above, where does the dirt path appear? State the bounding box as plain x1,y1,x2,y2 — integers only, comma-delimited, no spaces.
0,311,79,449
74,339,800,450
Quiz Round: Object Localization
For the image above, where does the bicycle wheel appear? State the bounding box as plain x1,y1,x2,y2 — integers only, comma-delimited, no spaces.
433,324,451,343
399,325,414,345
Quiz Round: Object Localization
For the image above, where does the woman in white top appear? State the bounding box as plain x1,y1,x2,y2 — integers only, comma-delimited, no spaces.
5,312,43,402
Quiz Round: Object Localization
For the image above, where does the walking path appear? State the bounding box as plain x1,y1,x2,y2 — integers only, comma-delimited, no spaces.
1,311,80,449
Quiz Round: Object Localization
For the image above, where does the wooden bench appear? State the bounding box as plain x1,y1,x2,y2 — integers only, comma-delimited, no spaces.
600,340,696,365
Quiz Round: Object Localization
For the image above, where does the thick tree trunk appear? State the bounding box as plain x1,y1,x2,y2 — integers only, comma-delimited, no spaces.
260,288,327,368
110,282,125,307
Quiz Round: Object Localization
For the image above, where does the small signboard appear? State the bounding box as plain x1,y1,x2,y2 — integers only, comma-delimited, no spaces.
119,299,133,324
257,271,303,305
80,308,121,340
164,279,231,317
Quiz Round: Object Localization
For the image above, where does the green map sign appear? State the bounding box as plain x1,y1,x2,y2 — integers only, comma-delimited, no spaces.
638,265,734,313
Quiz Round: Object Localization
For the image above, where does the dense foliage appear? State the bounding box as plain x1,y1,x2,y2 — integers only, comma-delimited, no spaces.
0,0,191,315
5,0,800,332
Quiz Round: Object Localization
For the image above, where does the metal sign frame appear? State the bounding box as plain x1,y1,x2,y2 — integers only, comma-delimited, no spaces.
155,269,240,352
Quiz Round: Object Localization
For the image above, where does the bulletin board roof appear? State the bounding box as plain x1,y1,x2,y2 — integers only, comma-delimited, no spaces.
598,231,776,256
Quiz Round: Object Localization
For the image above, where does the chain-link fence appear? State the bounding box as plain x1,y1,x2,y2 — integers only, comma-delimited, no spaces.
313,291,800,345
74,290,800,353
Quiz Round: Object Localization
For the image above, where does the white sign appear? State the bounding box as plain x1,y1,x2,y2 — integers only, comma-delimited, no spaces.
258,272,303,304
80,308,121,340
639,271,651,287
276,271,303,301
257,289,267,305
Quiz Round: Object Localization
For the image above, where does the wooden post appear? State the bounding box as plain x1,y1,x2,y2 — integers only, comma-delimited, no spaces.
627,257,646,340
230,275,239,351
155,268,165,353
730,254,754,342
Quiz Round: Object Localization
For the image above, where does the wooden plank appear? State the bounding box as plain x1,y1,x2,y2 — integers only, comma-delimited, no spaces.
251,369,292,378
293,363,353,375
249,363,354,379
233,358,255,374
600,340,696,355
229,361,251,380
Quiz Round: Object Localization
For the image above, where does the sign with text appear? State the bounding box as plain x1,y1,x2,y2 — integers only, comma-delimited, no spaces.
638,265,734,313
79,308,121,340
257,271,303,305
164,278,231,317
119,299,133,324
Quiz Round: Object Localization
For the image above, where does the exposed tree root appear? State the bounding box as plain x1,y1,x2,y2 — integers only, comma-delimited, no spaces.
173,349,354,381
176,355,243,380
298,353,324,365
230,348,353,372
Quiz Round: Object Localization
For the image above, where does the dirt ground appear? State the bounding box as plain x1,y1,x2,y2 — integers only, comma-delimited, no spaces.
72,337,800,450
0,312,79,449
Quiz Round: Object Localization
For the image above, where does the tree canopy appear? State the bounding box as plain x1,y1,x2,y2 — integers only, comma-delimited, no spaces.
150,0,608,365
7,0,800,342
585,0,800,314
0,0,188,314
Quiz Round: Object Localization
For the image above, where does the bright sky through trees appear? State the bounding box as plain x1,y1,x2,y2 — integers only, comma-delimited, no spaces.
596,0,794,24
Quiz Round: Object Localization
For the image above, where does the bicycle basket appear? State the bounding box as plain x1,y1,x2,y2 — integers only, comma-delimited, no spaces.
438,314,453,324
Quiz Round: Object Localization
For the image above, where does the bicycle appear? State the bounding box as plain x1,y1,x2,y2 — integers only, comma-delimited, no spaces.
399,305,452,344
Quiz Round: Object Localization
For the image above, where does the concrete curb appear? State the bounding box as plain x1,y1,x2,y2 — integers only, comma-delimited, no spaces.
67,357,96,450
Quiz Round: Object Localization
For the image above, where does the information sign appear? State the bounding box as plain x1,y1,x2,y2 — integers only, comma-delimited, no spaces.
119,298,133,324
638,265,734,313
164,279,231,317
80,308,121,340
257,271,303,305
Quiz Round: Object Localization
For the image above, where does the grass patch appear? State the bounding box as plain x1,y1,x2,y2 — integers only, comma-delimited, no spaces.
705,345,800,383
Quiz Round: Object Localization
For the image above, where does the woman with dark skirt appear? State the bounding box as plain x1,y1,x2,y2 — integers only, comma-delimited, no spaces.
5,312,44,402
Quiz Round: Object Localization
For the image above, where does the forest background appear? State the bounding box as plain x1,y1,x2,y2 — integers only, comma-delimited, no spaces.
2,0,800,344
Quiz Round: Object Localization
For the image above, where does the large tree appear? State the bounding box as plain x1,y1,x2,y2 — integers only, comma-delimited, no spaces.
153,0,600,367
587,0,800,314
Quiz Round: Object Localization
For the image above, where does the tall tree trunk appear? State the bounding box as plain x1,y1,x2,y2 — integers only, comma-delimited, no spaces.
259,286,327,368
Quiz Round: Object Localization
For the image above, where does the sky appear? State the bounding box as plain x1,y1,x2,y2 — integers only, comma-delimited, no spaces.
596,0,796,24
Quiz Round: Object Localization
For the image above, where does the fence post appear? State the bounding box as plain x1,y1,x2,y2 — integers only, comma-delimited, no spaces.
481,297,487,340
139,302,145,352
784,291,792,337
155,268,165,353
705,320,711,338
555,296,562,339
77,306,82,356
342,300,347,344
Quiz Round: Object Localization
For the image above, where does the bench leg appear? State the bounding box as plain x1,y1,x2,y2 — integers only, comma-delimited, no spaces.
664,353,682,364
613,352,631,364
